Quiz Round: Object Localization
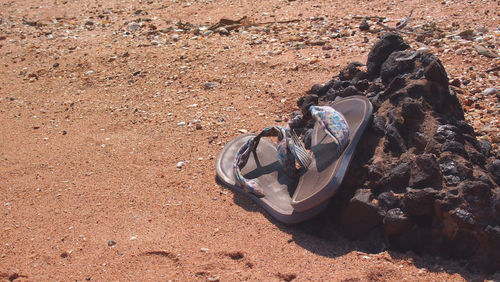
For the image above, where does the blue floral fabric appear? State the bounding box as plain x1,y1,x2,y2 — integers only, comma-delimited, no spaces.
309,106,350,155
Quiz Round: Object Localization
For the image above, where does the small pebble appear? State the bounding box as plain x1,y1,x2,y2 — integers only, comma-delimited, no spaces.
176,161,185,169
107,240,116,246
128,22,140,31
204,82,219,89
178,121,186,126
483,88,498,96
359,21,370,31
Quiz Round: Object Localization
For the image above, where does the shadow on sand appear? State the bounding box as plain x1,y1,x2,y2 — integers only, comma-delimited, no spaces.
217,176,498,280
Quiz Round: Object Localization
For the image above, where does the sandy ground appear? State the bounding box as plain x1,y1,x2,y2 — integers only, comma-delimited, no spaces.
1,0,499,280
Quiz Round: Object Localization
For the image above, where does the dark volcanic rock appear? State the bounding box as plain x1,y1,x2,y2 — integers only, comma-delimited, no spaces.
388,161,412,191
359,20,370,31
477,140,492,157
461,181,492,207
301,128,313,150
340,189,385,239
308,83,324,95
383,208,413,237
488,160,500,185
370,115,386,135
354,79,370,91
297,95,318,116
456,120,475,135
438,156,472,186
384,124,406,154
295,33,500,273
441,140,467,158
401,98,424,122
403,188,438,217
368,162,385,190
424,58,448,86
339,85,360,97
377,192,400,210
339,62,364,81
409,154,442,188
482,226,500,272
367,32,409,76
434,124,459,143
380,50,417,85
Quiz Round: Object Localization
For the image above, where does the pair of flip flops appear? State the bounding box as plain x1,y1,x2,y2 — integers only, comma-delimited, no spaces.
216,96,373,224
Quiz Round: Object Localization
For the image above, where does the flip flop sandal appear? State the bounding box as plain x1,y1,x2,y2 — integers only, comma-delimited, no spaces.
215,96,372,224
291,96,373,212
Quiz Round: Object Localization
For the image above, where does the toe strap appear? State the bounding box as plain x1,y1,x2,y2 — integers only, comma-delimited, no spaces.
233,126,310,197
232,105,349,197
309,106,350,155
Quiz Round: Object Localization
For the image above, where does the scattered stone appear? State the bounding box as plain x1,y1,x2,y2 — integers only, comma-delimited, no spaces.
204,81,219,89
176,161,185,169
215,27,229,35
128,22,140,31
108,240,116,246
474,45,497,58
359,21,370,31
483,88,498,96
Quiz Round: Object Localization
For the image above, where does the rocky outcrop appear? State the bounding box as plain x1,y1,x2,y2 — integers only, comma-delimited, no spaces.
291,33,500,273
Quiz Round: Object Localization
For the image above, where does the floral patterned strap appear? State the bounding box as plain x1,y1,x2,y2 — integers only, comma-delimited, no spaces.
233,126,309,197
309,106,350,155
233,106,349,197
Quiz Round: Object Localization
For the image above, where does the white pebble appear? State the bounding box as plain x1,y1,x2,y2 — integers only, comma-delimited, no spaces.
483,88,498,96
